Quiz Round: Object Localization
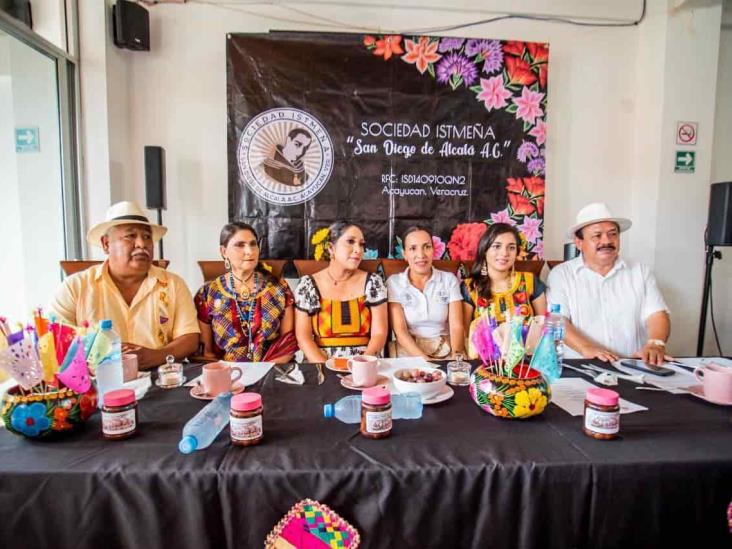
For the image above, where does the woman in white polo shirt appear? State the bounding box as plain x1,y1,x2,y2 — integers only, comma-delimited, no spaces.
387,226,466,359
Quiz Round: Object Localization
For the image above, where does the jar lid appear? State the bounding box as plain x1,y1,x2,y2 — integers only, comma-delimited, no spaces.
586,387,619,406
231,392,262,412
104,389,136,407
362,387,390,405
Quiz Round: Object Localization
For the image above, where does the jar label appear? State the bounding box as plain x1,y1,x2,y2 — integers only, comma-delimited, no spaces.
584,408,619,435
365,410,392,433
231,414,263,441
102,409,136,436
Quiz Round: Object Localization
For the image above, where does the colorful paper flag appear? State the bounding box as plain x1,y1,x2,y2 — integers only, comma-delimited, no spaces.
37,332,59,383
0,339,44,390
56,342,91,393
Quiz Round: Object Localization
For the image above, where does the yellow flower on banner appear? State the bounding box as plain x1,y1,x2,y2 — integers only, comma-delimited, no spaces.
513,387,547,418
37,332,59,383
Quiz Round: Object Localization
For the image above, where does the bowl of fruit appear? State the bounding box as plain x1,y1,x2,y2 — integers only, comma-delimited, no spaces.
392,366,447,400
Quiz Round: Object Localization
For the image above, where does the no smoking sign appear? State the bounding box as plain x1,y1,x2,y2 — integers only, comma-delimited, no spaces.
676,121,698,145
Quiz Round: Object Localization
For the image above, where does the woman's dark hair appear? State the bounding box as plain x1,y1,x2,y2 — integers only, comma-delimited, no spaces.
328,220,363,245
219,222,276,281
470,222,521,300
402,225,433,245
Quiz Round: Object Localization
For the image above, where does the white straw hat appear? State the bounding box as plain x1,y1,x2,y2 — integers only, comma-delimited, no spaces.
86,201,167,247
566,202,632,240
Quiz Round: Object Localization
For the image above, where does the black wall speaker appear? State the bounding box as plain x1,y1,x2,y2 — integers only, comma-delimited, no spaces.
113,0,149,51
707,181,732,247
145,146,166,210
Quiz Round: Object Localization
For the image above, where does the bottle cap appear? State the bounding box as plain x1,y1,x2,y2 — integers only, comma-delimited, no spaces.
101,319,112,330
586,387,619,406
362,387,390,406
323,404,334,418
550,304,560,313
178,435,198,454
231,392,262,412
103,388,135,407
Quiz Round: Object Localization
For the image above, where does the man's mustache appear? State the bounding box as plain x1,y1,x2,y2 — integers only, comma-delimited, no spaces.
131,250,151,259
598,245,616,251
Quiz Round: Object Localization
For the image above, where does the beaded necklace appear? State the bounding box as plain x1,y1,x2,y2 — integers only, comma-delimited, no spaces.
229,271,260,360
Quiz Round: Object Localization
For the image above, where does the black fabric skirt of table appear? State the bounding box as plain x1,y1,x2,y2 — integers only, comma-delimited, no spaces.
0,360,731,549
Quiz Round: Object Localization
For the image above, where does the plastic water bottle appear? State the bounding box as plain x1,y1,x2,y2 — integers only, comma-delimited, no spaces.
546,304,565,372
179,392,232,454
323,393,423,424
95,319,123,409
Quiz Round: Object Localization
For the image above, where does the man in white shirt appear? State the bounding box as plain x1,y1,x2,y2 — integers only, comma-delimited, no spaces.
547,202,671,365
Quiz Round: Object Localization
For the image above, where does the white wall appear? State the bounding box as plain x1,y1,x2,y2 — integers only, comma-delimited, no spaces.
77,0,729,355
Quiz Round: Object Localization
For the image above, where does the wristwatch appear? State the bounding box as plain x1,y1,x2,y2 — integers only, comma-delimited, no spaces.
646,339,666,348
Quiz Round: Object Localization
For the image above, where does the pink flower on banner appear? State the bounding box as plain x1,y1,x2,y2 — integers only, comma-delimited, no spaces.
529,119,547,146
519,217,542,244
532,239,545,259
432,236,446,259
477,76,511,112
490,208,517,226
402,36,441,74
513,87,545,126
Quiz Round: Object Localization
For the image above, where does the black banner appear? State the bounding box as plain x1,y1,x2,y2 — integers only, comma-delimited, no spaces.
227,32,548,261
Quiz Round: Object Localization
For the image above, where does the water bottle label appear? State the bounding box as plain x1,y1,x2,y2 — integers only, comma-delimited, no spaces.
230,415,263,441
365,410,392,433
584,409,619,435
102,409,136,436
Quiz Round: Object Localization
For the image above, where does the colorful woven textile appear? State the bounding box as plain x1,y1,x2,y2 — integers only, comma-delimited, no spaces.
462,271,544,323
265,499,360,549
195,274,295,362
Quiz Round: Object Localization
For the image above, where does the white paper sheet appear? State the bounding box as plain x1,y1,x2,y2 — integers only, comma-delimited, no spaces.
550,377,649,416
184,361,275,388
613,361,698,394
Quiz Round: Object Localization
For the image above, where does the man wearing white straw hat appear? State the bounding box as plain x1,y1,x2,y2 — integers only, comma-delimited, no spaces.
546,202,671,365
50,201,200,369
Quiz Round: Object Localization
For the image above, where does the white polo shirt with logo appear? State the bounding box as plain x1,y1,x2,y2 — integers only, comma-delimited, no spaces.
386,268,463,339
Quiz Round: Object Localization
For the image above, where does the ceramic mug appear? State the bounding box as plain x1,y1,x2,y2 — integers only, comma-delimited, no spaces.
347,355,379,387
694,363,732,402
202,362,243,396
122,353,139,382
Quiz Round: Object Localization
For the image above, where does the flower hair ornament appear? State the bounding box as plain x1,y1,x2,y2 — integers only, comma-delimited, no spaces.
311,227,331,260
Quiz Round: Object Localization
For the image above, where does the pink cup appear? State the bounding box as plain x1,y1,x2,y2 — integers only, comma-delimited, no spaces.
694,363,732,402
122,354,139,382
347,355,379,387
202,362,243,396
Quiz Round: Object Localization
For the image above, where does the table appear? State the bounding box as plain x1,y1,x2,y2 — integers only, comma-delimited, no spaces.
1,360,731,548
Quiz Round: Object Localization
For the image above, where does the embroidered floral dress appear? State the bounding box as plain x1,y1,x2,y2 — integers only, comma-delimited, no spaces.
461,272,546,323
294,272,388,358
195,274,296,362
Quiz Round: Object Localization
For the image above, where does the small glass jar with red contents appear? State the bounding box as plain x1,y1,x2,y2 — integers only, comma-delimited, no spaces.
102,389,138,440
583,387,620,440
230,392,263,446
360,387,392,439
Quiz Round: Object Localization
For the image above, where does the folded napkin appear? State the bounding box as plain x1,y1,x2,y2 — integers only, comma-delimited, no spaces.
276,364,305,385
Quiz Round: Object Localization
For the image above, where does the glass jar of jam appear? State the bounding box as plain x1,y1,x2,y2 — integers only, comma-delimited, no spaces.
583,387,620,440
230,392,263,446
102,389,138,440
360,387,392,439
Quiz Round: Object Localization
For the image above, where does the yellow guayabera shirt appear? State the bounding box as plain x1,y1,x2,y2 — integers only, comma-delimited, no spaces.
50,262,200,348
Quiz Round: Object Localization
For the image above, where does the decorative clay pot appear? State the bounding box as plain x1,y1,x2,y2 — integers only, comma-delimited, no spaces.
469,364,551,419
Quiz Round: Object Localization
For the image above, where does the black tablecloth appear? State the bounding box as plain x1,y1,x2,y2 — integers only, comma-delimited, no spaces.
1,360,731,549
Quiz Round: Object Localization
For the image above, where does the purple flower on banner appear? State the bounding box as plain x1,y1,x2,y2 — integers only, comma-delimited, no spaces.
490,208,517,226
465,39,492,57
438,37,465,52
532,239,545,259
519,217,542,244
436,53,478,87
517,141,540,163
529,119,547,146
527,157,546,176
513,87,545,126
476,76,511,111
482,41,504,74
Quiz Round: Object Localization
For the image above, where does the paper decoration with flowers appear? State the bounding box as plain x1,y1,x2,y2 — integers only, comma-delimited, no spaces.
363,36,548,261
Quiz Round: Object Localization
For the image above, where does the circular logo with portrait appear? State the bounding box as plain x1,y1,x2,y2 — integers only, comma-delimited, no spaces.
237,108,334,205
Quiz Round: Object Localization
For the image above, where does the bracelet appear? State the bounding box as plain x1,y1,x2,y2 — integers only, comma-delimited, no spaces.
647,339,666,348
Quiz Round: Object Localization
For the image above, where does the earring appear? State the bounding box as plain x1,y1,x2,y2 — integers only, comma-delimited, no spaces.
480,260,488,276
224,257,231,270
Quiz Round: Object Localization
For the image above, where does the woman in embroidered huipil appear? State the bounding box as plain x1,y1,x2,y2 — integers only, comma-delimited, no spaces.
461,223,547,357
195,222,297,363
294,221,388,361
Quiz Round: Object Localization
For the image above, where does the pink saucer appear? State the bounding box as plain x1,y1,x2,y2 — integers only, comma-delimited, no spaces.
190,381,245,401
689,384,732,406
340,374,389,391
